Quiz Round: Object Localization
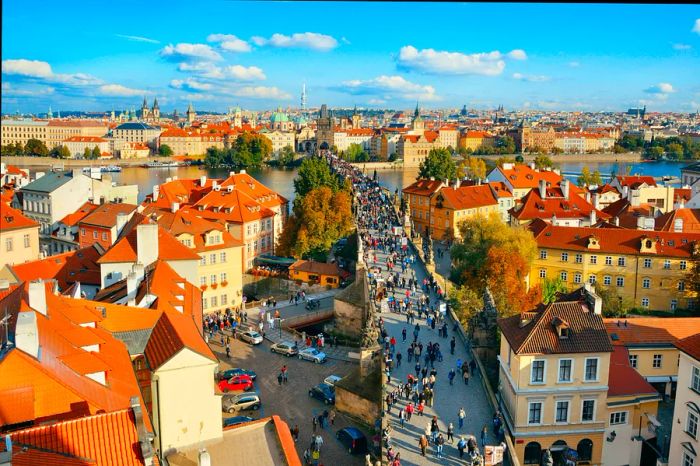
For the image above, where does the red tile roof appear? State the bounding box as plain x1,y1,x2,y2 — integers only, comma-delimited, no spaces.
0,204,38,232
675,333,700,361
59,202,99,227
8,244,104,288
604,317,700,347
488,181,513,198
402,179,444,197
529,218,700,257
655,208,700,233
511,184,609,222
616,175,657,188
498,164,562,189
98,224,201,264
144,311,216,370
437,184,498,210
289,260,345,277
608,346,659,397
79,203,137,228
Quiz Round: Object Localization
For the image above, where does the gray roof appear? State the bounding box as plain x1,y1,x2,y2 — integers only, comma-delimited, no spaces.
22,171,74,193
115,122,159,131
113,328,154,355
335,272,366,307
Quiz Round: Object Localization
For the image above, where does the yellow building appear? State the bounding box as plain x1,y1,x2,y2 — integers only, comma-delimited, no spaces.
402,179,445,236
497,286,612,465
429,184,499,240
529,219,700,311
398,131,442,167
459,130,494,152
667,334,700,466
0,204,40,268
288,259,346,288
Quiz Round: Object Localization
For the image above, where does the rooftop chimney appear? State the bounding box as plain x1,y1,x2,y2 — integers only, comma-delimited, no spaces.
229,171,236,177
136,223,158,267
674,218,684,232
199,449,212,466
130,396,155,462
200,175,207,187
529,162,536,170
239,169,246,175
15,311,39,358
589,209,597,225
171,202,179,213
152,184,160,201
592,193,600,210
115,212,128,237
561,179,570,200
614,216,620,226
585,191,591,203
539,179,547,199
622,185,629,199
126,271,138,306
28,280,47,316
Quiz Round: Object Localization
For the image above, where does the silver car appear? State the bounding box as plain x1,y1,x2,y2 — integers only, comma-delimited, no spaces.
222,392,262,413
298,348,327,364
270,341,299,357
239,329,263,345
323,374,342,386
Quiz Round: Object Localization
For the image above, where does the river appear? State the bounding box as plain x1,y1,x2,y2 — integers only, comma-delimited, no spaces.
26,160,690,203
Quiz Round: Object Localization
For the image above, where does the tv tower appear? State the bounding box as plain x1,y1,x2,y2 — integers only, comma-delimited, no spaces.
301,83,307,111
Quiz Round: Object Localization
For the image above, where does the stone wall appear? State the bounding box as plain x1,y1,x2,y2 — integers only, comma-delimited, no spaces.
335,372,381,426
333,298,364,338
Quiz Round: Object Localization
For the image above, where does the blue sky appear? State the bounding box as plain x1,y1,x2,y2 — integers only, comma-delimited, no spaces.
2,1,699,113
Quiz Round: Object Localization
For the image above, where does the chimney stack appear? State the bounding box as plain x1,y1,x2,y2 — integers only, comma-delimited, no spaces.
593,193,600,210
136,223,158,267
171,202,179,213
152,184,160,201
614,216,620,226
561,179,570,200
28,280,47,316
200,175,207,187
115,212,128,237
539,179,547,199
126,271,138,306
529,162,536,170
622,185,629,199
590,209,597,225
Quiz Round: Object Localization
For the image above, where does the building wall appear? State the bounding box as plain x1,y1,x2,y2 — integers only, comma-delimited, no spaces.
152,349,222,456
194,240,244,313
64,139,110,157
78,224,115,250
333,299,363,338
335,385,380,426
429,202,499,241
289,269,340,288
667,351,700,466
399,138,439,168
1,120,49,146
0,225,40,268
602,397,659,466
530,249,695,311
627,347,680,379
46,124,109,149
405,192,433,236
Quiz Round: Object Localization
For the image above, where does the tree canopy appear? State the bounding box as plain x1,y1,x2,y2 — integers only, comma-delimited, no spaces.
293,156,341,197
203,133,272,168
577,166,603,187
533,155,554,169
159,144,173,157
418,148,457,181
342,143,370,163
459,156,487,180
278,145,295,166
25,138,49,157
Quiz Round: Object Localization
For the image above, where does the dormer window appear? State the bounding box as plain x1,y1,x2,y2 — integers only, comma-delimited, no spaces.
559,327,570,339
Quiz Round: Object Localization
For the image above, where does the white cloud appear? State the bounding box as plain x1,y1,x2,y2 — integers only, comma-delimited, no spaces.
1,59,102,86
368,99,386,105
251,32,338,51
207,34,251,52
693,18,700,34
397,46,507,76
1,82,55,96
341,37,351,45
341,75,440,102
512,73,550,82
170,78,213,92
507,49,527,60
177,62,224,79
568,61,580,68
116,34,160,44
99,84,149,97
224,65,266,81
229,86,292,99
644,82,675,94
672,43,692,50
160,43,222,62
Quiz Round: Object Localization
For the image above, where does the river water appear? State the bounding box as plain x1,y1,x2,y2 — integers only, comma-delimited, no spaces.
34,160,690,203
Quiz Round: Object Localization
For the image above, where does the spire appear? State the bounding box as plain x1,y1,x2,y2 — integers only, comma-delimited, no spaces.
153,97,159,109
414,101,420,118
142,96,148,108
301,83,307,111
353,104,357,116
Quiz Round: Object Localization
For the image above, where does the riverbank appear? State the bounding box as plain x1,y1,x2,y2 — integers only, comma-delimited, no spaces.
1,155,186,168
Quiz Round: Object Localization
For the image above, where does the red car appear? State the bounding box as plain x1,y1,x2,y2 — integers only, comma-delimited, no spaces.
218,374,253,393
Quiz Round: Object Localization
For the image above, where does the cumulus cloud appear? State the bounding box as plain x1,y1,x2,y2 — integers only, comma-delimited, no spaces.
693,18,700,34
116,34,159,44
644,82,675,94
207,33,251,52
2,58,102,86
672,43,692,50
512,72,550,82
507,49,527,60
340,75,440,102
568,61,580,68
99,84,150,96
160,43,222,62
251,32,338,51
1,82,55,96
229,86,292,99
397,46,514,76
224,65,266,81
170,78,213,92
368,99,386,105
177,62,224,79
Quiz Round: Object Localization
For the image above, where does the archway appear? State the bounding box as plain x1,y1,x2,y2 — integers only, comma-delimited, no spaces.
577,438,593,462
524,441,542,465
550,440,568,465
319,142,329,151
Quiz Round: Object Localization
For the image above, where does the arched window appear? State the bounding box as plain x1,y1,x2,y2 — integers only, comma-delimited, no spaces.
577,438,593,461
524,442,542,464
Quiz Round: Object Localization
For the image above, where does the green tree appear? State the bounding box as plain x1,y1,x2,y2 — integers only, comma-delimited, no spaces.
92,146,101,159
459,156,487,180
666,142,684,159
534,155,554,169
159,144,173,157
595,285,635,317
494,135,516,155
449,286,482,330
83,147,92,159
294,156,340,197
647,146,664,160
25,138,49,157
542,278,568,304
278,145,295,166
3,142,24,156
344,143,369,162
515,154,524,163
417,148,457,181
388,152,397,162
495,156,515,167
204,147,225,167
577,166,592,187
57,145,71,159
551,146,564,155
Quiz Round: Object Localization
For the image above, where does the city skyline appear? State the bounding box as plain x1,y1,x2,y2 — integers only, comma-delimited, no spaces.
2,1,700,114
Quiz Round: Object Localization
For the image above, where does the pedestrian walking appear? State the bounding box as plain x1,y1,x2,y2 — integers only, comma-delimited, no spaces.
402,328,407,341
396,351,402,367
312,415,318,432
458,407,466,429
277,373,283,385
463,369,470,385
481,425,488,447
450,336,456,355
398,407,405,428
457,436,467,458
419,435,428,456
447,422,454,443
448,368,456,385
436,433,445,458
329,409,336,426
292,424,300,442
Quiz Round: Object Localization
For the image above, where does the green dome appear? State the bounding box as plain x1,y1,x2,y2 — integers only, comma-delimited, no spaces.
270,111,289,123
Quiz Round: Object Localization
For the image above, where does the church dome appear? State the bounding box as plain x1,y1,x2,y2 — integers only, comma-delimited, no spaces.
270,109,289,123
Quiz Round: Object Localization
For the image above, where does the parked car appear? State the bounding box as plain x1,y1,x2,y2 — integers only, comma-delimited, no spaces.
217,374,254,393
298,348,327,364
217,368,257,381
305,298,321,310
270,341,299,357
336,427,368,455
309,382,335,405
239,329,264,345
323,375,342,387
222,415,254,428
222,393,261,413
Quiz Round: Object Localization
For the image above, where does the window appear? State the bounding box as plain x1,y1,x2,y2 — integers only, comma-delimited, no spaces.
683,452,695,466
582,400,595,422
558,359,572,382
642,278,651,289
81,228,86,236
577,439,593,462
524,442,542,465
681,260,687,270
642,297,649,307
220,272,227,282
528,402,542,424
561,252,568,262
23,234,30,248
605,256,613,265
644,258,652,268
556,401,569,423
590,255,597,264
200,276,206,286
209,253,216,264
618,257,626,267
202,297,208,309
539,269,546,279
182,239,192,247
664,259,671,269
540,250,547,260
603,275,611,286
616,276,625,287
629,354,638,368
688,411,699,439
679,281,686,291
560,271,568,282
211,296,217,307
200,256,206,266
102,232,108,240
93,231,98,239
221,294,228,305
653,354,662,368
5,238,12,252
574,273,582,284
610,411,628,425
531,360,545,383
588,274,596,285
220,252,227,263
672,300,678,311
692,366,700,392
210,274,217,284
584,358,598,381
575,253,583,264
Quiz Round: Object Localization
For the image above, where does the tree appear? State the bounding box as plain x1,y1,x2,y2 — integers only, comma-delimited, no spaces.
57,145,71,159
515,155,524,163
534,155,554,169
25,138,49,157
577,166,592,187
646,146,664,160
484,246,542,316
459,156,486,180
595,285,635,317
495,156,515,167
494,136,516,155
2,142,24,156
83,147,92,159
666,142,684,160
449,286,482,329
278,145,295,166
687,249,700,315
542,278,568,304
388,152,397,162
92,146,101,159
204,147,224,167
551,146,564,155
293,156,340,197
159,144,173,157
344,143,369,163
277,186,354,258
417,148,457,181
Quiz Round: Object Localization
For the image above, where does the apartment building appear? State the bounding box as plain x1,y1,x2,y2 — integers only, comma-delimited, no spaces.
0,203,39,268
429,183,500,240
667,333,700,466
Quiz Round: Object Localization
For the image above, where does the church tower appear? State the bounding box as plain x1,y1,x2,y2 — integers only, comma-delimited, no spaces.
140,97,150,121
316,104,334,151
411,103,424,135
47,106,53,119
233,105,243,128
186,102,195,124
351,105,361,129
152,98,160,121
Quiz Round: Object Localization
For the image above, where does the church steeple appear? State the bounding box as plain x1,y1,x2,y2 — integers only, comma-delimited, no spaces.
414,102,420,118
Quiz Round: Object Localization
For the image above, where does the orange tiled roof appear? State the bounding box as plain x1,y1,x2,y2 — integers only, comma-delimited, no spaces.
8,244,103,288
498,164,562,189
675,188,692,202
604,317,700,346
529,218,700,257
98,224,201,264
655,208,700,233
5,165,29,177
59,202,99,227
144,311,216,370
608,346,659,398
511,184,609,221
437,184,498,210
289,259,344,277
402,179,444,197
616,175,657,188
488,181,513,198
463,130,491,138
0,204,38,231
676,333,700,361
63,136,108,143
79,203,136,228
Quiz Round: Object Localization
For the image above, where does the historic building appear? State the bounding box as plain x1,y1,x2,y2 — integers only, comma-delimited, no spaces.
667,333,700,466
316,104,334,151
140,97,161,123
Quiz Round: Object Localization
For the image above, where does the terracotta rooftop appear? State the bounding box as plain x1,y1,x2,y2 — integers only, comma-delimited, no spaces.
436,184,498,210
655,208,700,233
144,310,216,371
675,333,700,361
402,179,444,197
79,203,137,228
98,224,201,264
6,244,104,289
616,175,657,188
59,202,99,227
511,184,609,221
608,346,659,398
604,317,700,347
496,164,562,189
289,259,346,278
0,204,38,232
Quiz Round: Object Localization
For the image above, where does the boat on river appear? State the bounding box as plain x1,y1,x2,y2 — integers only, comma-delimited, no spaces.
141,161,181,168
